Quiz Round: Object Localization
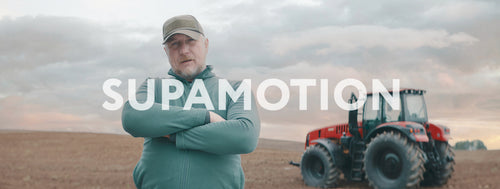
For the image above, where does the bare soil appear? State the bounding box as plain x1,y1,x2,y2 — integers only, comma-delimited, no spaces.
0,131,498,189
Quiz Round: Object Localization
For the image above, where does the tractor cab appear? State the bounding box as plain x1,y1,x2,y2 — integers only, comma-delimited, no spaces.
357,89,428,138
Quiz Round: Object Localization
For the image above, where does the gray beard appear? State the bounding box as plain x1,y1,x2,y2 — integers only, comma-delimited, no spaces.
176,65,205,81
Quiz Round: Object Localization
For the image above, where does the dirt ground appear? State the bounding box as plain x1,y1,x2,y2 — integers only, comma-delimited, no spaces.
0,131,498,189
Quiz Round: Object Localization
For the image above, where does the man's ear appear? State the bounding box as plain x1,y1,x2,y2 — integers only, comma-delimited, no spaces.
205,38,209,49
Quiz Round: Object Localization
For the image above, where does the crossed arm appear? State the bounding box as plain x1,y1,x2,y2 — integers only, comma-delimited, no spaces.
163,111,224,139
121,78,260,155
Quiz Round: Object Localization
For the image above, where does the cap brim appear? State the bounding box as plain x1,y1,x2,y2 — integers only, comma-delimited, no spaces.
163,29,202,44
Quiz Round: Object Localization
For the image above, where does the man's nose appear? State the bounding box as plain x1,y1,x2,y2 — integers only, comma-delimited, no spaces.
180,43,190,54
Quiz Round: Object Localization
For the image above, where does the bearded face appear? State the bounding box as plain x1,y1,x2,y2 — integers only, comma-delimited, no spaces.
165,33,209,81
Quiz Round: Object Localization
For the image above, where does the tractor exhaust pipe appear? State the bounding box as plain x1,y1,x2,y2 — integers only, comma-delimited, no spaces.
348,93,360,138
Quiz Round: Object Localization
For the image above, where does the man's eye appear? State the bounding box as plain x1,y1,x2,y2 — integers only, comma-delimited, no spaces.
170,42,179,48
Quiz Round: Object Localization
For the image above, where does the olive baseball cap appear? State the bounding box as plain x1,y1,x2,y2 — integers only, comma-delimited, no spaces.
162,15,204,44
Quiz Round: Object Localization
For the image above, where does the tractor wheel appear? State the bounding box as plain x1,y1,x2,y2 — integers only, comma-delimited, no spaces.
364,131,425,189
421,141,455,186
300,145,340,188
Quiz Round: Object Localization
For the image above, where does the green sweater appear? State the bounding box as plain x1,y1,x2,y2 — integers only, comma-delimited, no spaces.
122,65,261,189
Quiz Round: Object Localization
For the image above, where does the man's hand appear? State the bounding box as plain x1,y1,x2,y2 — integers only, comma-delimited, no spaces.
163,112,224,140
164,134,176,143
209,111,226,123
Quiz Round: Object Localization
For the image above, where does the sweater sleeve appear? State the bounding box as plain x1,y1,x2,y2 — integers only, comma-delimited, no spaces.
175,84,261,155
121,78,208,138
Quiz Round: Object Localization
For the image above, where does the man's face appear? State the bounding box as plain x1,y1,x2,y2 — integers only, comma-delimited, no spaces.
164,34,209,81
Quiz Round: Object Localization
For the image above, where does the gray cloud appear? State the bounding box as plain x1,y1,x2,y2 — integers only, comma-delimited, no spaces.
0,16,106,71
198,0,499,85
268,26,478,55
0,0,499,148
0,15,170,132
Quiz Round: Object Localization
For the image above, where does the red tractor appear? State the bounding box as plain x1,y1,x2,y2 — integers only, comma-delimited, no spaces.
295,89,454,188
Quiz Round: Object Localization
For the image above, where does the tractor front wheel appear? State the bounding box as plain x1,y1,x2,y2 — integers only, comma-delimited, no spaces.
300,145,340,188
364,131,425,189
421,141,455,186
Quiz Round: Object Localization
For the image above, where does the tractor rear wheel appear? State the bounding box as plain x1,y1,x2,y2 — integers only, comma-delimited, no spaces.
421,141,455,186
300,145,340,188
364,131,425,189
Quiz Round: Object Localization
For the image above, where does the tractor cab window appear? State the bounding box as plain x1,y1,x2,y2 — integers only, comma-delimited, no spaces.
404,94,428,122
363,96,381,136
383,98,402,122
363,96,380,121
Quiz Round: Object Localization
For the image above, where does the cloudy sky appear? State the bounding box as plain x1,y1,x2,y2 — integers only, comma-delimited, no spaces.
1,0,499,149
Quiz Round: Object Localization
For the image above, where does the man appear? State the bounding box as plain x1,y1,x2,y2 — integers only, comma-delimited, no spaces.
121,15,261,188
